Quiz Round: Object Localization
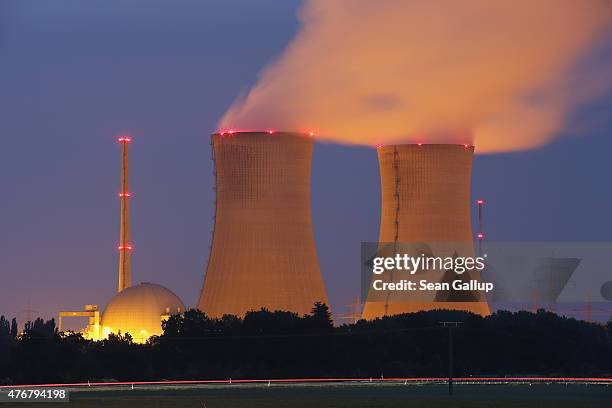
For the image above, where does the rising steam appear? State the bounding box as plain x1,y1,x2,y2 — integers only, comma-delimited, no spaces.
220,0,612,153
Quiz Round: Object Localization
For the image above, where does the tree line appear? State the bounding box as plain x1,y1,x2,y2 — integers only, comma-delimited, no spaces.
1,303,611,385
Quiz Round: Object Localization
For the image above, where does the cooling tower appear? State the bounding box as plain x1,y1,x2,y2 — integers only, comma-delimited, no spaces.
198,131,328,317
362,144,490,319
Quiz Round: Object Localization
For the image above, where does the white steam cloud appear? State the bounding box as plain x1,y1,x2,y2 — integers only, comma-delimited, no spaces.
220,0,612,153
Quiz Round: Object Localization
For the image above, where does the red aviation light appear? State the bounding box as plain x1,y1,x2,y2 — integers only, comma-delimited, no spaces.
477,199,484,205
309,132,315,137
476,233,484,240
464,144,469,148
118,136,131,143
268,130,274,134
118,245,133,251
417,143,423,147
119,192,131,197
377,144,382,149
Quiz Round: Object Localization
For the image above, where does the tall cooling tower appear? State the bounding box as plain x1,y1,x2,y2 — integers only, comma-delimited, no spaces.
362,144,490,319
198,131,328,317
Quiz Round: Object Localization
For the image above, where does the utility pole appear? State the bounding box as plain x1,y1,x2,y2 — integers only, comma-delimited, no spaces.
439,321,462,395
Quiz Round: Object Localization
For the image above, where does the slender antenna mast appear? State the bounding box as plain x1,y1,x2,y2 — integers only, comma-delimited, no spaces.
476,199,485,256
117,136,132,292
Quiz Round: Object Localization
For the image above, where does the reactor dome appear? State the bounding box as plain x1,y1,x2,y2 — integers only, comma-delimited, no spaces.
101,282,185,343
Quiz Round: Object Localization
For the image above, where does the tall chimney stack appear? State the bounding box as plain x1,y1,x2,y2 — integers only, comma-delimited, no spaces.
117,136,132,292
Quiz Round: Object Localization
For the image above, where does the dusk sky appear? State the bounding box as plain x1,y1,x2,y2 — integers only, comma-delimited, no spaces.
1,1,612,324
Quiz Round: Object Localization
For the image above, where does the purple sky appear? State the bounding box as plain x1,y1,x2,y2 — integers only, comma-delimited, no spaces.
1,1,611,325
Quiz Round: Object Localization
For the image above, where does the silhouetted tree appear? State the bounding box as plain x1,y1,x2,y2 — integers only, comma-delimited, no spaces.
244,308,304,335
307,301,333,332
10,318,18,339
22,318,56,339
161,308,217,339
0,316,13,381
2,305,611,384
0,316,9,338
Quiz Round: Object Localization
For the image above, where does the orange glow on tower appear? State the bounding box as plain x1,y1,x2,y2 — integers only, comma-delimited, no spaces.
362,144,490,319
198,131,328,317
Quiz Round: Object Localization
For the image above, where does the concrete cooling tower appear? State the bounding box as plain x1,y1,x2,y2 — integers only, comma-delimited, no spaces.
362,144,490,319
198,131,328,318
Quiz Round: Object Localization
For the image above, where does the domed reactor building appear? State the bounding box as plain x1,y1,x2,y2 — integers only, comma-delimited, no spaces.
362,144,490,319
59,136,184,343
198,131,328,318
101,282,184,342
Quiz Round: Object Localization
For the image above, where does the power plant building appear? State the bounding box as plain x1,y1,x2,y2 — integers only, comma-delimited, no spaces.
59,136,185,343
198,131,328,317
362,144,490,319
99,136,185,342
101,282,184,342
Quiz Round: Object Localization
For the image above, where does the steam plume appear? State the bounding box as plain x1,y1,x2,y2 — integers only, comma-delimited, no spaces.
220,0,612,153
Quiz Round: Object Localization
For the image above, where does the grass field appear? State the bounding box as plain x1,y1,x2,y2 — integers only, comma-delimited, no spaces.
5,382,611,408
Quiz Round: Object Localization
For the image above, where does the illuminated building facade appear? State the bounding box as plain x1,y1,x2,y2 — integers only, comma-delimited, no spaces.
100,282,184,342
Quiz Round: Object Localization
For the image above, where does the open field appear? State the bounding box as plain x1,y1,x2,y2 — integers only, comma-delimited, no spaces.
3,382,611,408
